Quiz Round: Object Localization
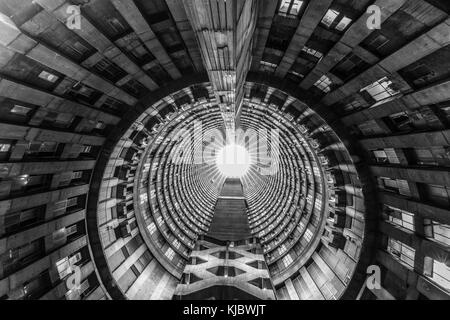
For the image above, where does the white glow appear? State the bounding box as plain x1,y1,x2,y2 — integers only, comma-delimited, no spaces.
216,144,251,178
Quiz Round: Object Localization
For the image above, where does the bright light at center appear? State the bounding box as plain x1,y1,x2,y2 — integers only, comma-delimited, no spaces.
216,144,251,178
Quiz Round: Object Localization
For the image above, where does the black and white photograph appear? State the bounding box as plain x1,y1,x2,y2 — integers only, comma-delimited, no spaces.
0,0,449,316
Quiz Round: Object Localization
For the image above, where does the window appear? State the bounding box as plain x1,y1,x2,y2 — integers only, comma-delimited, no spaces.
360,77,400,102
372,148,400,164
301,46,323,60
70,83,96,98
3,239,44,276
424,220,450,246
387,238,415,268
419,183,450,207
282,254,293,267
288,70,304,79
72,171,83,180
3,206,45,233
428,260,450,291
304,228,313,242
260,61,277,72
385,206,414,231
321,9,339,27
95,121,106,130
26,141,58,155
378,177,411,196
107,17,127,35
314,75,332,93
147,222,156,234
55,252,82,279
0,143,11,152
81,145,92,153
38,70,59,83
67,197,78,208
51,112,74,128
11,105,32,115
367,34,390,51
65,224,78,237
335,16,352,31
278,0,303,17
165,247,175,260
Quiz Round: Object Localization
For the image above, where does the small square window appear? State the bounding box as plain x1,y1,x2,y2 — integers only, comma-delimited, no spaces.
314,75,332,93
72,171,83,180
82,145,92,153
0,143,11,152
38,70,59,83
289,0,303,15
279,0,303,17
65,224,78,236
67,197,78,207
336,16,352,31
279,0,291,14
321,9,339,27
11,105,32,115
95,121,106,129
361,77,400,102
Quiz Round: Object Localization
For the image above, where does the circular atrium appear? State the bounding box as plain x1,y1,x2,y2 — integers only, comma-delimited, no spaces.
0,0,449,303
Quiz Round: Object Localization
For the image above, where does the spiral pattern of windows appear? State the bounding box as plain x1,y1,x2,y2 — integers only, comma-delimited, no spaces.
95,81,368,299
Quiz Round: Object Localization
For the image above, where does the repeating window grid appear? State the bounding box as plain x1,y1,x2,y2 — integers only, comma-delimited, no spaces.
278,243,287,255
304,227,313,242
11,105,32,115
38,70,59,83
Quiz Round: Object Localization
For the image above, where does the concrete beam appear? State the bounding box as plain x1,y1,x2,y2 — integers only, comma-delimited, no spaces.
165,0,204,73
275,0,333,78
250,0,278,71
0,13,138,106
34,0,159,91
110,0,182,80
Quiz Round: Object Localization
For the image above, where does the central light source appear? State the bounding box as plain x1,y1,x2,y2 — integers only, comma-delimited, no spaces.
216,144,251,178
